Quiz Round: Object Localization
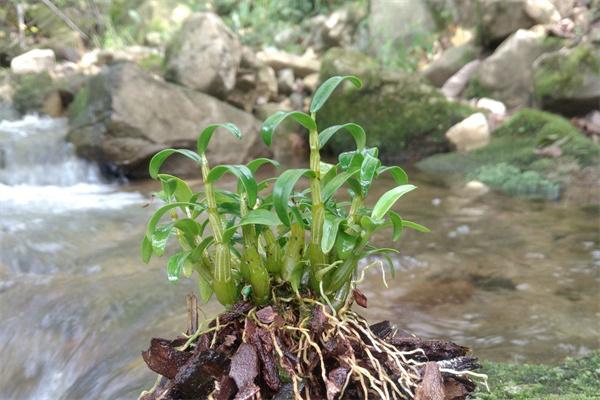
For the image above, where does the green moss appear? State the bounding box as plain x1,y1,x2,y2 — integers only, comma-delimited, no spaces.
12,72,55,114
417,108,599,199
463,77,493,99
534,44,600,99
477,352,600,399
138,53,164,74
317,48,476,164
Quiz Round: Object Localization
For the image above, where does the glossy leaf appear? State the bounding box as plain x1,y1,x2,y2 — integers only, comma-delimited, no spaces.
167,252,189,282
321,213,344,253
207,164,257,208
318,123,366,150
157,174,193,202
151,223,174,256
145,202,205,239
149,149,201,179
273,168,316,227
371,184,417,221
402,220,431,233
377,166,408,185
222,209,282,243
261,111,316,146
141,236,153,263
359,153,381,194
247,158,280,173
197,123,242,155
388,211,403,241
309,75,362,113
321,170,358,202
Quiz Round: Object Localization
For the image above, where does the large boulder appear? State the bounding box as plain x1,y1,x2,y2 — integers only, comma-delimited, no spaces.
164,12,241,97
533,44,600,116
467,29,548,108
10,49,56,74
317,48,476,163
445,112,490,152
423,43,480,87
68,62,266,178
368,0,435,48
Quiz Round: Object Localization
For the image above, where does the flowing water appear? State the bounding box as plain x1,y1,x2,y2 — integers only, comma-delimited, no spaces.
0,116,598,399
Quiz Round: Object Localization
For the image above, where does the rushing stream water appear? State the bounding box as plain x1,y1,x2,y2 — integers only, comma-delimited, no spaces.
0,116,598,399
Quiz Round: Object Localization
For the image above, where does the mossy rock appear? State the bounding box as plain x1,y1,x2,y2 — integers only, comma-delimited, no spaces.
533,44,600,117
417,109,600,199
12,72,55,115
476,351,600,399
317,47,476,164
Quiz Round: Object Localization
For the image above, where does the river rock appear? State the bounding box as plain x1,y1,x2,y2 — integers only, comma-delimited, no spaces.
533,44,600,116
164,12,241,97
10,49,56,74
369,0,435,48
476,98,507,116
68,63,266,178
525,0,561,24
256,48,320,78
277,68,295,95
423,44,480,87
445,113,490,152
470,29,547,108
441,60,481,98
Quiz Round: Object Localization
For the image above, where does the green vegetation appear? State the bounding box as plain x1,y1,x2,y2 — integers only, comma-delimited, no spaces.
418,109,599,199
142,75,427,308
534,44,600,100
12,71,54,114
318,48,476,163
477,352,600,400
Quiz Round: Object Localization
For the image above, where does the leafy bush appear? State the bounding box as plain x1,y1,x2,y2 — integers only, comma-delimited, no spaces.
141,75,427,308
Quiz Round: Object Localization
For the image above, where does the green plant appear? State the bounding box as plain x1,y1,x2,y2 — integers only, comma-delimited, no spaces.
141,75,427,309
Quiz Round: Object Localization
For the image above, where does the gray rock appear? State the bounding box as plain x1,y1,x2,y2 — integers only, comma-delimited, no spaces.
165,12,241,97
10,49,56,74
424,44,480,87
445,112,490,152
441,60,481,98
369,0,435,48
256,49,320,78
277,68,295,95
68,63,266,178
471,29,547,108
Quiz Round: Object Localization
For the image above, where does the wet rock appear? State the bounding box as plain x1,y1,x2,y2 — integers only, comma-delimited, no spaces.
533,44,600,117
424,44,480,87
165,12,241,97
68,62,265,178
445,113,490,152
469,29,547,108
257,48,320,78
10,49,56,74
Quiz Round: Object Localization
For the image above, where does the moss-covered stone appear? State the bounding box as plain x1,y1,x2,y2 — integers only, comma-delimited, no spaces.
533,44,600,116
317,47,476,164
12,72,55,115
476,351,600,399
417,109,600,199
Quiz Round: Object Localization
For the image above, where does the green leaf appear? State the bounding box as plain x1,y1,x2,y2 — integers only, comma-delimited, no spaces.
146,202,205,240
321,170,358,202
197,123,242,155
359,153,381,194
273,168,316,227
247,158,280,173
149,149,201,179
318,123,366,150
189,236,214,262
157,174,193,202
151,223,174,256
197,263,214,304
167,252,189,282
321,213,344,253
402,220,431,233
310,75,362,113
388,211,404,241
261,111,316,146
222,209,282,243
377,166,408,185
141,236,153,263
207,165,258,208
371,184,417,221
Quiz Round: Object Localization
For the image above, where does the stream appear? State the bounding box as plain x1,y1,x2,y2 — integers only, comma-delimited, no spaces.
0,116,598,399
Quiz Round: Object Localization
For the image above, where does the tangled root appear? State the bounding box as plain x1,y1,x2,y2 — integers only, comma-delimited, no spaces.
140,297,487,400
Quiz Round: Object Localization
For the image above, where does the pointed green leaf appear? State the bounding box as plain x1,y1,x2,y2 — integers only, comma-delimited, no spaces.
273,168,316,227
157,174,193,202
207,165,257,208
318,123,366,150
388,211,404,241
321,213,344,253
260,111,316,146
222,209,283,243
197,263,214,304
310,75,362,113
377,166,408,185
197,123,242,155
146,202,205,240
167,252,189,282
151,223,174,256
371,184,417,221
149,149,201,179
141,236,153,263
247,158,280,173
321,170,359,202
402,220,431,233
359,153,381,195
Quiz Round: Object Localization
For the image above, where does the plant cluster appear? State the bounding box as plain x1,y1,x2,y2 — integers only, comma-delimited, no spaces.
141,75,428,310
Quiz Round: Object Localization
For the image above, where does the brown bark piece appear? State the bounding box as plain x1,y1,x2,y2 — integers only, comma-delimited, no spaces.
415,362,445,400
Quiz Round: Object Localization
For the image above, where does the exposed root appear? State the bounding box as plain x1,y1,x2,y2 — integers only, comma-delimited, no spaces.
140,298,486,400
